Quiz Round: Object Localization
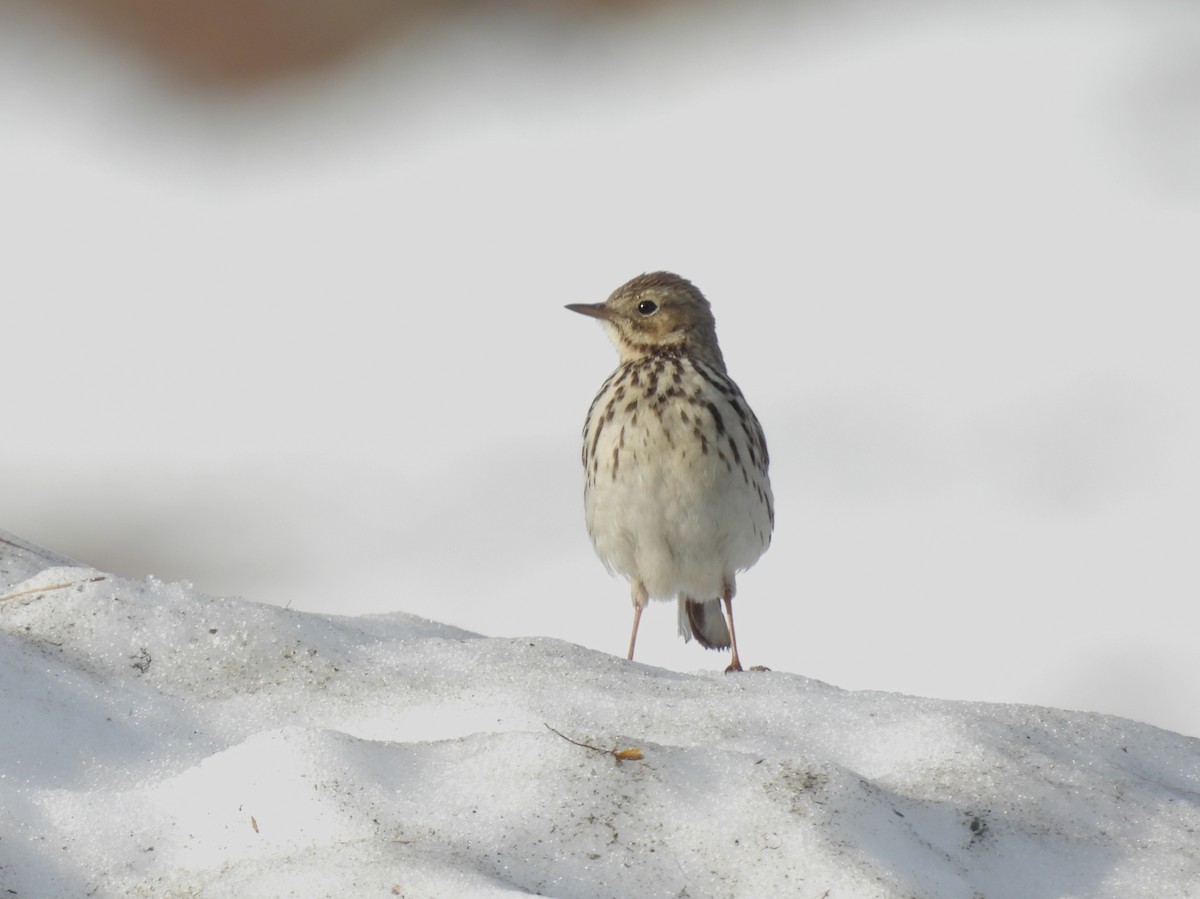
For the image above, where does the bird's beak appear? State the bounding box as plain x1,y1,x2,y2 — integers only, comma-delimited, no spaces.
565,302,611,321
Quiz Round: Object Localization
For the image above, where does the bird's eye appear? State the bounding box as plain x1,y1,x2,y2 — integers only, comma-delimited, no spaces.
637,300,658,316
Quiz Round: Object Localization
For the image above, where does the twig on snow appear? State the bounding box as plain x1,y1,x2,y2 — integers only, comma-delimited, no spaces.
0,575,107,604
544,723,644,762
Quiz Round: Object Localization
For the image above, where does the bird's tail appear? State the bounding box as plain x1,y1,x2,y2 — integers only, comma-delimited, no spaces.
678,597,731,650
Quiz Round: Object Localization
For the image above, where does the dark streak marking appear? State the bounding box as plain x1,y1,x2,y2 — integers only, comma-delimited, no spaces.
704,401,726,437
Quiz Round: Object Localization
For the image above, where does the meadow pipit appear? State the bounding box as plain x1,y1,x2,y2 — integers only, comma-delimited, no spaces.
567,272,774,672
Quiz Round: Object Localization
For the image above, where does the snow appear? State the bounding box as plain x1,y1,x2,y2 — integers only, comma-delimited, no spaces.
3,534,1200,898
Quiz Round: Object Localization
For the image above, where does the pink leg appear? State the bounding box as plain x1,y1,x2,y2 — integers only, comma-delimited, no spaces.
628,580,648,661
722,590,743,673
627,604,643,661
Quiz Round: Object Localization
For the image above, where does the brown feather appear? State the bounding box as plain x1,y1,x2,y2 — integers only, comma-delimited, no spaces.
685,598,732,650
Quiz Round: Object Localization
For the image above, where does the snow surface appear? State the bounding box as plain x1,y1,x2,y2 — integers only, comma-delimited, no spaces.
3,534,1199,898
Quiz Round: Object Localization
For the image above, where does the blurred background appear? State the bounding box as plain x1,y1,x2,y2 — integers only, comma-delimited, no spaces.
4,0,1199,735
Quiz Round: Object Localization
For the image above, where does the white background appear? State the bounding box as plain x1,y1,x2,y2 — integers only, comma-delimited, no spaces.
4,1,1198,733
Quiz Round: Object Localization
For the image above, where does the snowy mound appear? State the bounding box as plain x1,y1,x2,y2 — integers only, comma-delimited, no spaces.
2,541,1199,897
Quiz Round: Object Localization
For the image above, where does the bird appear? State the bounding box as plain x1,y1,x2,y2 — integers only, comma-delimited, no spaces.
566,272,774,672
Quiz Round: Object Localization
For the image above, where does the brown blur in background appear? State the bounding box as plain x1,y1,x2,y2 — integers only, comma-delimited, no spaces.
13,0,665,84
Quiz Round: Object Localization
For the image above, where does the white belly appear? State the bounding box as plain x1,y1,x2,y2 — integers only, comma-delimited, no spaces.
581,356,773,602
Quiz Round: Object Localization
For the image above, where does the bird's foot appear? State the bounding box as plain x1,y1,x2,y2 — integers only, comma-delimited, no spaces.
724,663,771,674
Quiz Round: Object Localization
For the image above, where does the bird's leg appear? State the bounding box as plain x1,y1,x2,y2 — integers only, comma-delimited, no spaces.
722,588,743,673
628,580,649,661
722,588,769,673
627,605,643,661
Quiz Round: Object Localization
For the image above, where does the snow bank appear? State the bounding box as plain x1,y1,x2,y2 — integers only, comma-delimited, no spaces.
2,535,1198,898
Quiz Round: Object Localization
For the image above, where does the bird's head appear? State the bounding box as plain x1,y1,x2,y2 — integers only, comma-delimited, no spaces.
566,272,726,372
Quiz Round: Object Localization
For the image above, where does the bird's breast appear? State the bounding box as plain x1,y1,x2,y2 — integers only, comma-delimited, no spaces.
581,353,774,568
